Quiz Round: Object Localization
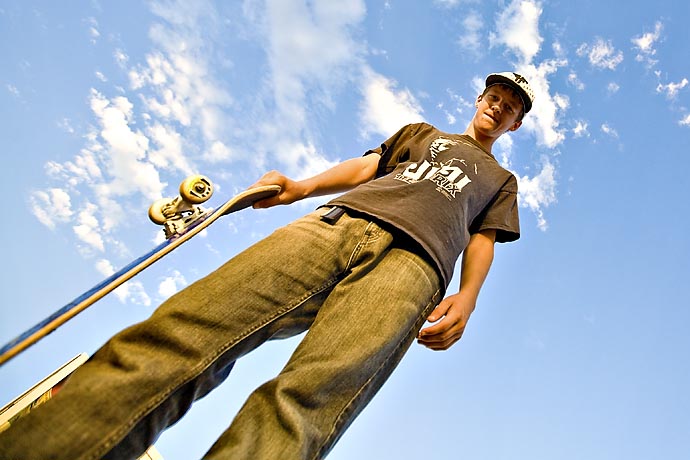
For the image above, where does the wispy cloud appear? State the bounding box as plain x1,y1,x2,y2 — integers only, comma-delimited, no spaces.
85,17,100,44
29,188,73,230
656,78,688,99
433,0,463,7
607,82,620,94
6,83,20,97
248,0,367,176
359,69,425,138
577,38,624,70
601,123,619,139
490,0,543,63
567,72,585,91
679,114,690,127
158,270,188,298
572,120,589,138
515,158,557,231
456,11,484,54
73,202,105,253
632,21,663,68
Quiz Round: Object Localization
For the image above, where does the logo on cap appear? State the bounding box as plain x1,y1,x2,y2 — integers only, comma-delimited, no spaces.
513,73,528,85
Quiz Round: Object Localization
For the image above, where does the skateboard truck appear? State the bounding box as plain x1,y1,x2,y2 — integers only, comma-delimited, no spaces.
148,175,215,239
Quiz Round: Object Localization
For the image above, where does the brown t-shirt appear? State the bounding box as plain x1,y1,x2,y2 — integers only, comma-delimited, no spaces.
328,123,520,287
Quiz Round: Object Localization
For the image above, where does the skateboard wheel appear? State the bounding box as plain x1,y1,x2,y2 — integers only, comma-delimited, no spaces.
179,175,213,204
148,198,172,224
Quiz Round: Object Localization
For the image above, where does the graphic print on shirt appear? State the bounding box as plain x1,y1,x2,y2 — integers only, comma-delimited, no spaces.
395,136,474,200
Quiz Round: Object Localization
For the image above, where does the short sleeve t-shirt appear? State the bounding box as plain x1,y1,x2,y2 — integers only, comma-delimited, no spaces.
327,122,520,287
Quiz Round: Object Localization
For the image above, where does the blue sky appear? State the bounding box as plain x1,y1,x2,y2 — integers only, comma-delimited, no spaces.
1,0,689,458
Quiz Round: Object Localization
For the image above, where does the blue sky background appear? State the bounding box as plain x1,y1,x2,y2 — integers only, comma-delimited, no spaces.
1,0,689,458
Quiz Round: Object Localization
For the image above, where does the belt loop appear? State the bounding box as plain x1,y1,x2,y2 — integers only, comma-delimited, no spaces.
320,206,346,225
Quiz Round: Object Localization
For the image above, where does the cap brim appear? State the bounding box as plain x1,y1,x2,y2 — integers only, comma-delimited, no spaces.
486,74,532,113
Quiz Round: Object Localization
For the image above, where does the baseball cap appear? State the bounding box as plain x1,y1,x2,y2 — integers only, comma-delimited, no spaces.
485,72,535,113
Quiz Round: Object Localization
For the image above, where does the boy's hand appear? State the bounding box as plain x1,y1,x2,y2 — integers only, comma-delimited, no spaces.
417,292,476,351
250,170,307,209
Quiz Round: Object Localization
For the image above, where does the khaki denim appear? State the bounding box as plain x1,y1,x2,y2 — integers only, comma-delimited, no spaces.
0,209,442,460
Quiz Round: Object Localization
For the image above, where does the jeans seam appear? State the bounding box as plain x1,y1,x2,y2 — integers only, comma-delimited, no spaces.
312,288,441,460
344,220,384,271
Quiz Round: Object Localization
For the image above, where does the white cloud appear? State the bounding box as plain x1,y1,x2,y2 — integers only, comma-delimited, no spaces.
128,0,235,157
457,11,483,53
73,202,105,252
6,84,20,97
495,133,515,169
359,69,425,138
158,270,187,298
203,141,235,164
572,120,589,138
632,21,663,68
679,114,690,127
433,0,463,7
252,0,369,177
490,0,543,63
29,189,73,230
607,82,620,94
57,118,76,134
45,148,102,186
656,78,688,99
147,123,194,173
114,280,152,306
86,17,100,44
261,0,365,126
601,123,619,138
438,90,472,128
515,158,557,231
114,49,129,68
95,258,116,277
576,38,624,70
567,72,585,91
89,89,164,201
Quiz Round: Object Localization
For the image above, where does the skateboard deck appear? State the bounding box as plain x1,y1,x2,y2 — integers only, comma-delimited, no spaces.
0,353,164,459
0,179,281,365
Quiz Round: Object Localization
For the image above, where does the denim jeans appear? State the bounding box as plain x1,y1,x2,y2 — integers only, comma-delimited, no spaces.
0,209,442,460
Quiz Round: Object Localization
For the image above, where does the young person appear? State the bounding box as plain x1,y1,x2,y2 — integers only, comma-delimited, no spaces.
0,72,534,460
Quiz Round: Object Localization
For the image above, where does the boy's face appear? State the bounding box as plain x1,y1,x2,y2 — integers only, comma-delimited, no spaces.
471,84,523,140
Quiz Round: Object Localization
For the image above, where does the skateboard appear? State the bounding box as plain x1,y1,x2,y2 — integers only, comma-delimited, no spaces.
0,353,164,459
0,176,281,366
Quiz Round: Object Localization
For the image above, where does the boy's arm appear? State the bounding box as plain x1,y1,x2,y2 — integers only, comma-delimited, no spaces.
250,153,381,208
417,229,496,351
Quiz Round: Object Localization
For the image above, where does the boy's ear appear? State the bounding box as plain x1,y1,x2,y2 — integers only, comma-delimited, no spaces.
475,94,483,107
508,120,523,132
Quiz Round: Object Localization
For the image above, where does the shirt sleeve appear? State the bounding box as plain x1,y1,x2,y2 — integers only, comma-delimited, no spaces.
469,175,521,243
363,123,426,178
